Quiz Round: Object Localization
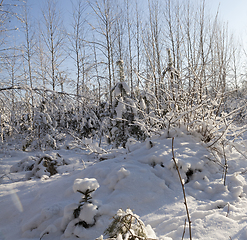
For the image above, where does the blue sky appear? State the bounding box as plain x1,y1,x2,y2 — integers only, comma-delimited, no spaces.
25,0,247,40
206,0,247,44
4,0,247,91
8,0,247,59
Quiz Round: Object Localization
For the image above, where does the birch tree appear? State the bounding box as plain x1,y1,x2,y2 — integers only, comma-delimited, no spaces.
21,1,36,124
89,0,116,106
68,0,88,108
41,0,65,93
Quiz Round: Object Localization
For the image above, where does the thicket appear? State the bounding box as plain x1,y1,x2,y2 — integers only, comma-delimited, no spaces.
0,0,247,152
2,3,247,240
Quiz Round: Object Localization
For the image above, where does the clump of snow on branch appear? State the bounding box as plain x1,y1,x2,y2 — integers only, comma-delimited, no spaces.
73,178,100,193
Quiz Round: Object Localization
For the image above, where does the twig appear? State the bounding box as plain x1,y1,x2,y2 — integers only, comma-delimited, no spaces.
240,168,247,174
208,118,235,148
172,137,192,240
231,144,247,160
0,173,11,181
0,85,96,101
222,142,228,186
40,231,48,240
81,159,86,169
67,131,107,154
205,156,225,169
182,219,187,240
226,203,230,217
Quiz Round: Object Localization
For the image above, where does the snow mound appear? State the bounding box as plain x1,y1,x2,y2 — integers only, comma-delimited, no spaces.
10,152,68,179
10,156,36,173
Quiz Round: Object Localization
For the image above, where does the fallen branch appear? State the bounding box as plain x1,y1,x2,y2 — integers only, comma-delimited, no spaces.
0,173,11,181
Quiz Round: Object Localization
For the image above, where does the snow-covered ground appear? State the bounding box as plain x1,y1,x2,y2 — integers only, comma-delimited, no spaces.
1,130,247,240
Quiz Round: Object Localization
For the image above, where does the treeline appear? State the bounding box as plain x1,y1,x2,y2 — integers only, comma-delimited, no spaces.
0,0,247,150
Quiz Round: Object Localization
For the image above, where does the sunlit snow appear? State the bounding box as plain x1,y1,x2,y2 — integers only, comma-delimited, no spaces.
1,131,247,239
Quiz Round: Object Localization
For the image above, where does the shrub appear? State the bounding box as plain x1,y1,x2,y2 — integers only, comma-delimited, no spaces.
10,153,68,179
62,178,100,238
104,209,155,240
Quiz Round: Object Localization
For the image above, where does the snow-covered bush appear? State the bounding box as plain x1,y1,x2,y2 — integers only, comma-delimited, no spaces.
21,99,57,151
19,94,101,151
0,112,14,141
10,153,68,179
61,178,100,238
61,106,100,139
10,156,36,173
225,95,247,124
107,62,147,148
104,209,157,240
30,154,68,178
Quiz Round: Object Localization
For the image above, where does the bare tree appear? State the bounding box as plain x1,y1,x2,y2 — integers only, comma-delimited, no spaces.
2,47,22,135
134,0,141,89
92,40,101,106
21,1,36,124
230,44,242,92
36,31,48,93
41,0,66,93
68,0,88,108
89,0,116,106
126,0,134,96
0,0,23,71
115,2,124,61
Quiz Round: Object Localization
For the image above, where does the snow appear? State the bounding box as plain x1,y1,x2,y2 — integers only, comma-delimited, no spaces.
79,203,97,224
1,131,247,239
114,85,122,97
115,97,126,119
121,82,130,94
140,98,146,110
73,178,100,193
113,82,130,98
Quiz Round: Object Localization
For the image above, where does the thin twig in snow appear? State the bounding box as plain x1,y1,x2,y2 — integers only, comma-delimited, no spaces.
172,137,192,240
222,142,228,186
182,219,187,240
